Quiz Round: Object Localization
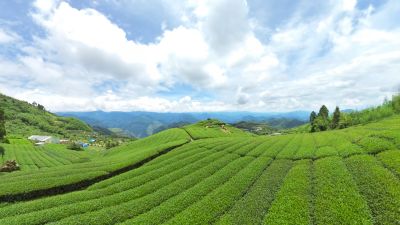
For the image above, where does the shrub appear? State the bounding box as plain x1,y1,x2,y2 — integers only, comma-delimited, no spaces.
67,143,83,151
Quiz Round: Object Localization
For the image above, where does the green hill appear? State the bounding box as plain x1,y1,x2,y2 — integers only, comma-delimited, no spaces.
0,114,400,224
0,93,92,138
183,119,254,139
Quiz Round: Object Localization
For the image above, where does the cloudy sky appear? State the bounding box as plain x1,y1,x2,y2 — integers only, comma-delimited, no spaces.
0,0,399,112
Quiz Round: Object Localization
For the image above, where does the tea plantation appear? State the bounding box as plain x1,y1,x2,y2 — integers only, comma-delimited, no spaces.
0,116,400,224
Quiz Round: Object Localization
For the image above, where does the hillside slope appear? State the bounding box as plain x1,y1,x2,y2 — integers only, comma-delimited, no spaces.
0,94,92,138
0,116,399,224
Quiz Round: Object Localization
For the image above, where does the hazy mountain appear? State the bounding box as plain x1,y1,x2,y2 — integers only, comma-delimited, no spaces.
57,111,309,138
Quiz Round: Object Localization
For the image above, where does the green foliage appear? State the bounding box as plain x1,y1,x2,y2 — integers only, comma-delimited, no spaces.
123,152,249,224
216,159,292,225
391,94,400,112
311,105,331,132
309,111,317,132
377,150,400,177
345,155,400,225
105,140,119,149
0,128,190,199
232,121,276,135
263,160,312,225
309,111,317,123
318,105,329,119
165,156,271,225
0,93,92,138
184,119,253,139
314,157,372,224
331,106,341,129
67,142,83,151
338,113,352,129
356,136,395,154
310,94,400,132
0,108,6,140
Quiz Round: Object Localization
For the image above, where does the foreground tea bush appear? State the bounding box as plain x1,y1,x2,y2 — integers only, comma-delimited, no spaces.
216,159,293,225
376,150,400,177
314,157,372,224
345,155,400,224
263,159,312,225
165,156,272,225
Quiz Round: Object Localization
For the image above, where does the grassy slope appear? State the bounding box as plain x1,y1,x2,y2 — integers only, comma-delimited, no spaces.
0,93,92,138
0,116,399,224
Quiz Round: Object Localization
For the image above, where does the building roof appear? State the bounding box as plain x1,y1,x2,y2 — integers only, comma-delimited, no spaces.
28,135,53,142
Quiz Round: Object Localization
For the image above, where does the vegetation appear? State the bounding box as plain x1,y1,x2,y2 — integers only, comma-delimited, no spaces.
67,142,83,151
231,121,276,135
232,118,307,135
0,93,400,224
183,119,253,139
0,94,92,139
0,108,6,141
310,93,400,132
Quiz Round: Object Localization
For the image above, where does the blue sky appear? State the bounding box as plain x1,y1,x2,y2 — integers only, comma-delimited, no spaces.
0,0,399,112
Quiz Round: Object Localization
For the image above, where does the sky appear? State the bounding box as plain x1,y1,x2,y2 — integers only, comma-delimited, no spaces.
0,0,400,112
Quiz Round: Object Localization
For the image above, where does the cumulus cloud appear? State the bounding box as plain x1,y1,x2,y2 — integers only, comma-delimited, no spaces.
0,0,399,112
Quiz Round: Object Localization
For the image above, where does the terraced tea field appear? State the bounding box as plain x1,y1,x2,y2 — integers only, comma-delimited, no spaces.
1,117,400,224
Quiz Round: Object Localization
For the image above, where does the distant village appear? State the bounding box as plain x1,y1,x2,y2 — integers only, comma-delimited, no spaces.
28,135,94,148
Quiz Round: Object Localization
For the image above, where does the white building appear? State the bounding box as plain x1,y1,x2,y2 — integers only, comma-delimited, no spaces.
28,135,60,144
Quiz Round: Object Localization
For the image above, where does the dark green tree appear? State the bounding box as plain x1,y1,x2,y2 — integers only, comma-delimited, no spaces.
331,106,341,129
318,105,329,119
309,111,317,123
314,116,330,131
313,105,330,131
37,104,45,111
309,111,317,132
0,108,6,140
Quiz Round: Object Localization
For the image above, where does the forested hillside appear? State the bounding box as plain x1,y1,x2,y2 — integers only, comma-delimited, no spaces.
0,94,92,138
309,94,400,132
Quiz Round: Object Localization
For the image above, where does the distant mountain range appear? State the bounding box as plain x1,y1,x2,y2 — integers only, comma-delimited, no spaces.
57,111,310,138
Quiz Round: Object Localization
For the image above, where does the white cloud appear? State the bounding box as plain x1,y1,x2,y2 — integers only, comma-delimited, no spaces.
0,0,400,112
342,0,357,11
0,28,20,44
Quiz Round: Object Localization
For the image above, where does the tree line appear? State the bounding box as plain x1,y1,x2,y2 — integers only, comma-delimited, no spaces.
309,105,341,132
310,93,400,132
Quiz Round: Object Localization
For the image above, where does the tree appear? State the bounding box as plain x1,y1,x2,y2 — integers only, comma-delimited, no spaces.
37,104,45,111
309,111,317,132
331,106,341,129
68,142,83,151
309,111,317,123
0,108,6,140
339,113,352,129
392,94,400,113
312,105,330,131
313,116,330,131
318,105,329,119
